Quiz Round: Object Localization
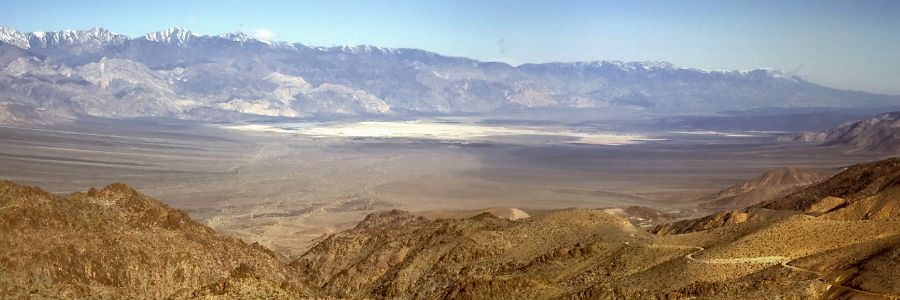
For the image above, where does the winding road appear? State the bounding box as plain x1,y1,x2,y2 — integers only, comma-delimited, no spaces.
624,241,898,299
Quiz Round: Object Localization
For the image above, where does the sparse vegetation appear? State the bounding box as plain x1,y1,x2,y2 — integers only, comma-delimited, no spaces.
4,157,899,298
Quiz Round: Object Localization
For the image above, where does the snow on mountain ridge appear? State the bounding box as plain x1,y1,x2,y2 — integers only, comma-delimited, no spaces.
26,27,128,49
4,24,887,126
333,44,405,55
217,31,274,45
521,60,785,78
141,27,197,46
0,26,791,79
0,27,30,49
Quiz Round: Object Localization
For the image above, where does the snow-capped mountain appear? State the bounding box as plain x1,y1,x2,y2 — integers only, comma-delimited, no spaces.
141,27,196,46
0,27,29,49
0,27,129,53
27,27,127,49
218,32,256,43
0,25,898,125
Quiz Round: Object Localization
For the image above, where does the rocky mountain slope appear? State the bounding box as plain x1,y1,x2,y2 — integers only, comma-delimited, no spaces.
821,111,900,153
697,167,831,209
290,158,900,298
755,157,900,212
0,181,315,298
2,26,899,125
651,158,900,235
2,156,900,298
291,209,674,298
293,156,900,298
780,111,900,154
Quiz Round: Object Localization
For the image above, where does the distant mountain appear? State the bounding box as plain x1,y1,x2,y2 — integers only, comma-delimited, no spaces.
2,26,899,125
141,27,196,46
697,167,831,209
0,181,315,298
821,112,900,153
659,110,876,132
779,111,900,153
777,131,829,142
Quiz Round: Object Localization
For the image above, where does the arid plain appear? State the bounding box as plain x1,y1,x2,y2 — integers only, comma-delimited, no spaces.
0,119,886,258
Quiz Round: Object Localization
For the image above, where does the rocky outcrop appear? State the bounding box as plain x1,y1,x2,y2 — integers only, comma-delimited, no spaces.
821,112,900,153
755,158,900,212
649,208,797,235
0,181,313,298
698,167,831,209
291,209,641,298
3,172,900,298
653,157,900,235
787,112,900,153
776,131,829,142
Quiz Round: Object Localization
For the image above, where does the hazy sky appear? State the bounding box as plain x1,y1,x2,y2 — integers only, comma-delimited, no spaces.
3,0,899,94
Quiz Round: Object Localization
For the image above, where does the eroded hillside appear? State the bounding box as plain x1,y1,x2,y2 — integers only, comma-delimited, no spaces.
696,167,831,209
2,158,900,299
0,181,315,298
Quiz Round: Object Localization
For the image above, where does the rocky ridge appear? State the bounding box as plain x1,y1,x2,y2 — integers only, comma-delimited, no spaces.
0,180,314,298
651,158,900,235
697,167,831,209
2,25,899,125
779,111,900,154
3,158,900,298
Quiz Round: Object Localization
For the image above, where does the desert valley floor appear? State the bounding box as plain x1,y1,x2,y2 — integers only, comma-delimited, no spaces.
0,119,888,257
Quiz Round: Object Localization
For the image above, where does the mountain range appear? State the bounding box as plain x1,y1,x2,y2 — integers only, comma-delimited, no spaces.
2,26,899,125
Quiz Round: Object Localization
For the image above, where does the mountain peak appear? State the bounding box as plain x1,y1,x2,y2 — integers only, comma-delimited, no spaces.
0,26,30,49
25,27,127,48
143,27,196,45
218,31,263,43
521,60,681,73
587,60,676,70
332,44,402,55
85,27,114,35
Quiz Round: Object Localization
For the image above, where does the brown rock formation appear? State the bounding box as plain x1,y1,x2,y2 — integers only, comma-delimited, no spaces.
698,167,831,209
0,181,314,298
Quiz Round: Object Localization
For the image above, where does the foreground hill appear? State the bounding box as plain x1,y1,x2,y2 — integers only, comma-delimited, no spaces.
293,208,900,298
3,158,900,298
292,209,648,298
755,157,900,213
0,181,314,298
652,158,900,236
2,26,899,125
697,167,831,209
293,156,900,298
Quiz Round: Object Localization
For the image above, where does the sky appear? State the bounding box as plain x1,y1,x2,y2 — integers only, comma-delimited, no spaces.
2,0,899,94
